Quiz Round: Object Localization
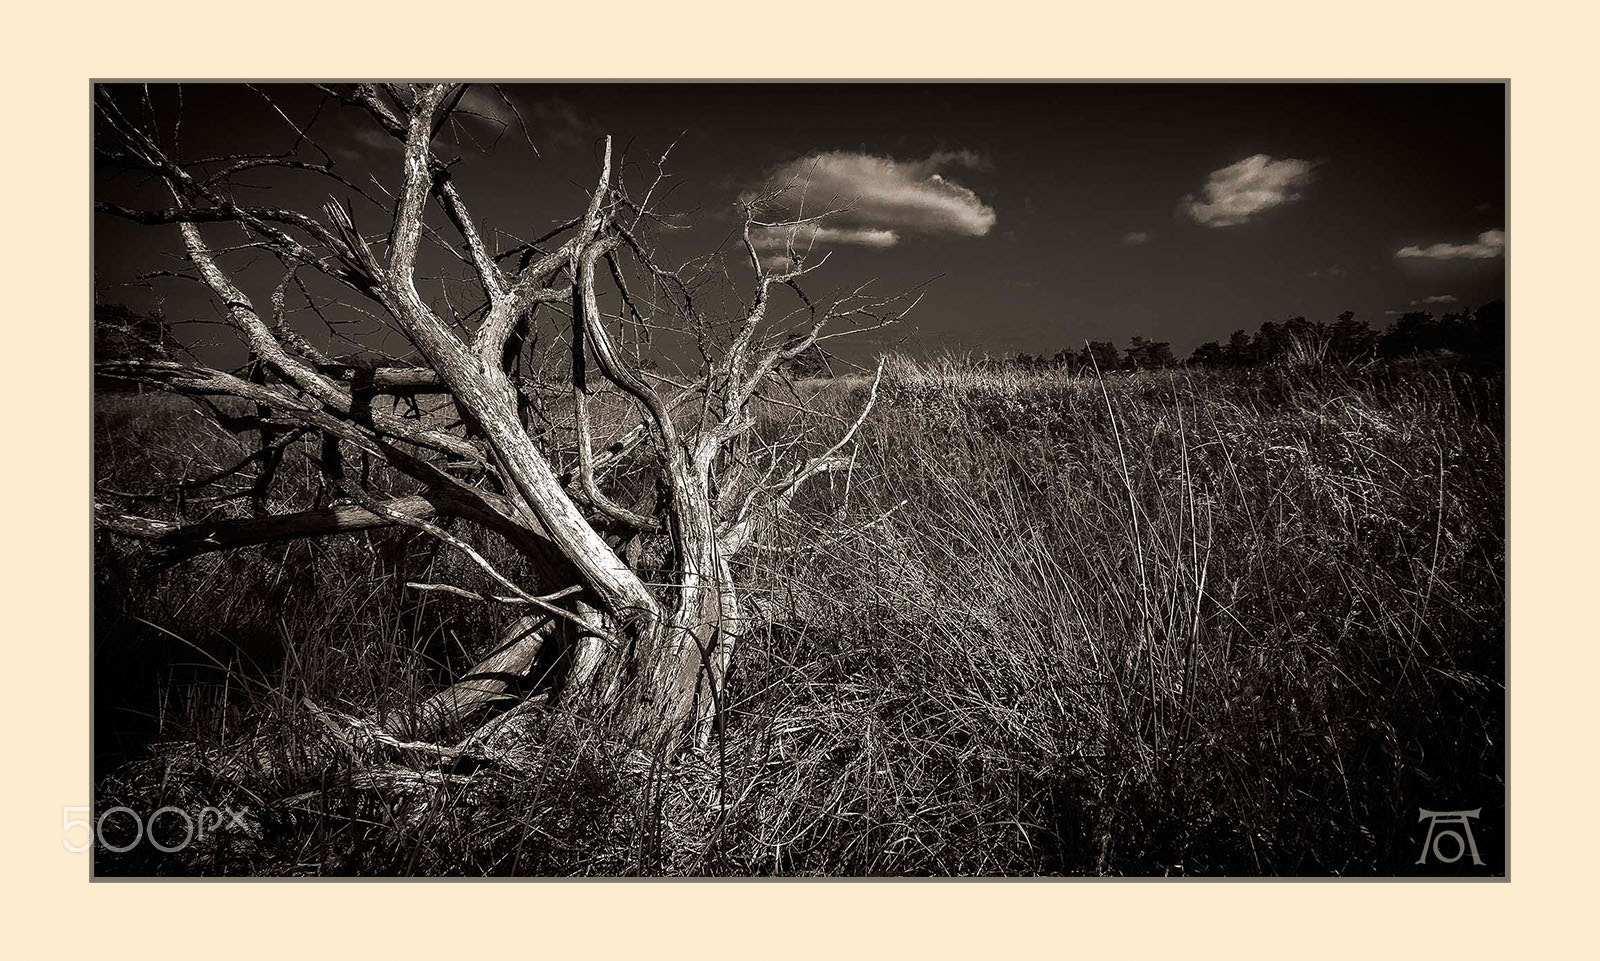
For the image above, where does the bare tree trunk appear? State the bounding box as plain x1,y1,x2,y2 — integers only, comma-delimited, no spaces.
94,82,903,757
395,614,559,739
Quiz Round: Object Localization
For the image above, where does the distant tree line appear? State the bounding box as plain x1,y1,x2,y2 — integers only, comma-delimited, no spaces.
97,299,1505,383
1001,300,1504,374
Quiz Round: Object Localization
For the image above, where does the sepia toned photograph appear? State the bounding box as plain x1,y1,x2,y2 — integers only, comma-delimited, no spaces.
91,81,1505,877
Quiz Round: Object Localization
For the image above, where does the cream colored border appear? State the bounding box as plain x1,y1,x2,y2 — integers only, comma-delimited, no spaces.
8,1,1595,956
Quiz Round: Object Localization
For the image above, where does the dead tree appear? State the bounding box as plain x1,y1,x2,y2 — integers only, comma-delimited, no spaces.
94,83,907,752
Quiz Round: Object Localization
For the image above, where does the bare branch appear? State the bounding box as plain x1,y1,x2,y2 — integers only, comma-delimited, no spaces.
351,486,622,646
403,582,584,608
97,493,458,562
719,359,885,554
434,170,507,301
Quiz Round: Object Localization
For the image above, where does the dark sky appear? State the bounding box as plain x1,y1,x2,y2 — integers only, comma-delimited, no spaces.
95,82,1505,364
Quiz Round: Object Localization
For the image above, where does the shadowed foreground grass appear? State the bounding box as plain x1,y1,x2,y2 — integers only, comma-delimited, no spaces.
93,355,1503,875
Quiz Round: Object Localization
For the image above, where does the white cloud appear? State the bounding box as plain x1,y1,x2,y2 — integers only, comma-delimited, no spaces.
1395,229,1505,260
1122,231,1150,245
814,226,900,247
1181,154,1318,227
749,150,996,252
1413,294,1458,305
751,224,902,250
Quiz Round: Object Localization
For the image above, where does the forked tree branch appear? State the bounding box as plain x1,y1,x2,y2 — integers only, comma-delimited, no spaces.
719,359,885,554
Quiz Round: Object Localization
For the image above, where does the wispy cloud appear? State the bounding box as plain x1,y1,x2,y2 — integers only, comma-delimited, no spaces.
1181,154,1318,227
1307,265,1348,278
924,148,990,170
1395,229,1505,260
525,96,604,151
448,89,602,152
747,150,996,253
457,85,519,128
1122,231,1150,245
429,86,526,152
332,88,601,163
1412,294,1458,305
757,224,901,247
345,125,400,157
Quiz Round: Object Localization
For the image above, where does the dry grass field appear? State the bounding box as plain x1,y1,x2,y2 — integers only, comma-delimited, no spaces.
93,353,1503,875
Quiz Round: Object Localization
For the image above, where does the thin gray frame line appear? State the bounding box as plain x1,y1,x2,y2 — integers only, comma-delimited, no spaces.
84,78,1510,882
